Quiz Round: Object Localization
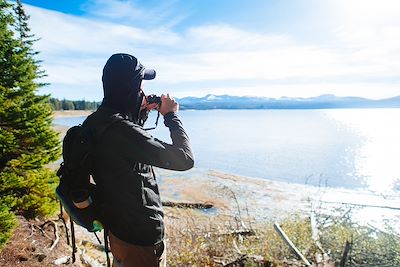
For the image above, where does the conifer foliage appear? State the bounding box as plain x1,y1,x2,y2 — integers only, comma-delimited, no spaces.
0,0,60,246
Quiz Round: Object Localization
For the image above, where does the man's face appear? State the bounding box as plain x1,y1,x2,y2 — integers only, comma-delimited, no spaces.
139,81,146,112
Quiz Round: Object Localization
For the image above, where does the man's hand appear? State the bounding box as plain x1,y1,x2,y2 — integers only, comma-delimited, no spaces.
158,94,179,116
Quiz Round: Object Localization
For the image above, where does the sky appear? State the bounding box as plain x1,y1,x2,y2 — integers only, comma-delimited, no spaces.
20,0,400,100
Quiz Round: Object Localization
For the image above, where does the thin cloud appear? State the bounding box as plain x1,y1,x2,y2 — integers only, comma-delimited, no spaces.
184,25,291,51
27,5,180,56
25,2,400,100
82,0,190,29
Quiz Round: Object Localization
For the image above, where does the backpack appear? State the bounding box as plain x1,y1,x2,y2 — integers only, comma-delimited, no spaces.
56,115,121,266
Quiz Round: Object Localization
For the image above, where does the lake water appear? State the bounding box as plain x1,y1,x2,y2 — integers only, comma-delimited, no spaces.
53,108,400,193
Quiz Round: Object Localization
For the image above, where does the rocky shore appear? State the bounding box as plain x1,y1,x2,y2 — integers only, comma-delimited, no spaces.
156,168,400,228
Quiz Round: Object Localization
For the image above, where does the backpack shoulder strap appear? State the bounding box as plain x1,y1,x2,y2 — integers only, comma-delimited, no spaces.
96,114,124,139
80,113,124,144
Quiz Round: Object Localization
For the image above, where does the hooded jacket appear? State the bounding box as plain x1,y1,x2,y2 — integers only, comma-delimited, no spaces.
83,54,194,245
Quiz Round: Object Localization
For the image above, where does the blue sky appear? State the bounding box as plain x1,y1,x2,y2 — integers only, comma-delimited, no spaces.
21,0,400,100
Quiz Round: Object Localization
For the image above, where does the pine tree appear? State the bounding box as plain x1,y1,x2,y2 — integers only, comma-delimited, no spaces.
0,0,61,229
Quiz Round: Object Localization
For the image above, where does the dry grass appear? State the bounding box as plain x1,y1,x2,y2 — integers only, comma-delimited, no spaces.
164,207,400,267
165,208,255,266
2,207,399,267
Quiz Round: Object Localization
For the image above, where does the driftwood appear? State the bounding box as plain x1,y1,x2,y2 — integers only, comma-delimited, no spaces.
43,220,60,250
220,229,256,237
27,220,60,251
162,201,213,209
274,223,312,267
321,200,400,210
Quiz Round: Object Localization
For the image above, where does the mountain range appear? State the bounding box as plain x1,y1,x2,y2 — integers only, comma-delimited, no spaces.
177,94,400,110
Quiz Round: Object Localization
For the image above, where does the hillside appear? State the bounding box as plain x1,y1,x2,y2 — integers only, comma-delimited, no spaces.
179,94,400,110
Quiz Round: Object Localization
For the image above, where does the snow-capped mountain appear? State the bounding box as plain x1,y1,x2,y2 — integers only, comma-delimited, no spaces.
177,94,400,109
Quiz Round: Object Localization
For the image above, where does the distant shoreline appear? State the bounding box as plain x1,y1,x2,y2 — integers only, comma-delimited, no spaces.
51,106,400,118
53,110,93,118
51,111,92,139
49,94,400,110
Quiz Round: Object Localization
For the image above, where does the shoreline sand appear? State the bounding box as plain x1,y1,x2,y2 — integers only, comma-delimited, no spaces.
156,168,400,228
53,110,93,118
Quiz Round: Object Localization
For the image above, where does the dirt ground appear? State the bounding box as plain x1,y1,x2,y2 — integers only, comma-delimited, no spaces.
1,167,399,266
0,216,83,267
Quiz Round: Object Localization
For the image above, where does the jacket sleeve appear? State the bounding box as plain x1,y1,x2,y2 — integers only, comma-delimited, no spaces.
119,112,194,171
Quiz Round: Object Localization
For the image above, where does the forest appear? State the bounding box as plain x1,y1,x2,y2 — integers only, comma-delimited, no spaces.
48,98,100,111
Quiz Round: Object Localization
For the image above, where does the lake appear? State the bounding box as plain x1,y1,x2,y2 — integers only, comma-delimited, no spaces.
53,108,400,193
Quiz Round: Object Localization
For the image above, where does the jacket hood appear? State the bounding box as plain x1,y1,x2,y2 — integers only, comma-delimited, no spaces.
101,53,143,117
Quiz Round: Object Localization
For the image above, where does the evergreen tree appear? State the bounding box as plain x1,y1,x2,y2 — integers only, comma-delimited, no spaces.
48,98,101,111
49,98,62,110
61,98,75,110
0,0,60,231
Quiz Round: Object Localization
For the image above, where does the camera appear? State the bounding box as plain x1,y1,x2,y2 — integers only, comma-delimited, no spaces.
142,94,162,130
147,94,161,105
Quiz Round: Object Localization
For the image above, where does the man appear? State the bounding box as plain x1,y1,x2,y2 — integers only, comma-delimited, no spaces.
83,53,194,267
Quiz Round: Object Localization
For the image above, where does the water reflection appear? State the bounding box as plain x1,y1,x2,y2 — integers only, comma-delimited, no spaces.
325,109,400,193
53,109,400,193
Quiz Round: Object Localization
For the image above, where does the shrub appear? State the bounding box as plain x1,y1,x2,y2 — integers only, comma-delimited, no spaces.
0,203,16,249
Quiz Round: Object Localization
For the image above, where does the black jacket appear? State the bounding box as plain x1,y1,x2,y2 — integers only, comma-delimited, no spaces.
84,105,194,245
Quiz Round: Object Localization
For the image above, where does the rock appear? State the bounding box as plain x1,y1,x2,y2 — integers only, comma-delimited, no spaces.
54,255,70,265
34,253,46,262
17,254,28,262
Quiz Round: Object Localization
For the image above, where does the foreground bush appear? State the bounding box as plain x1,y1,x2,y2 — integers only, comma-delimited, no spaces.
0,203,16,248
0,167,58,218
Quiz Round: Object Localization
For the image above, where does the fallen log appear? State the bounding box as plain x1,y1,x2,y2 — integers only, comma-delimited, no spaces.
162,201,213,209
220,229,256,237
